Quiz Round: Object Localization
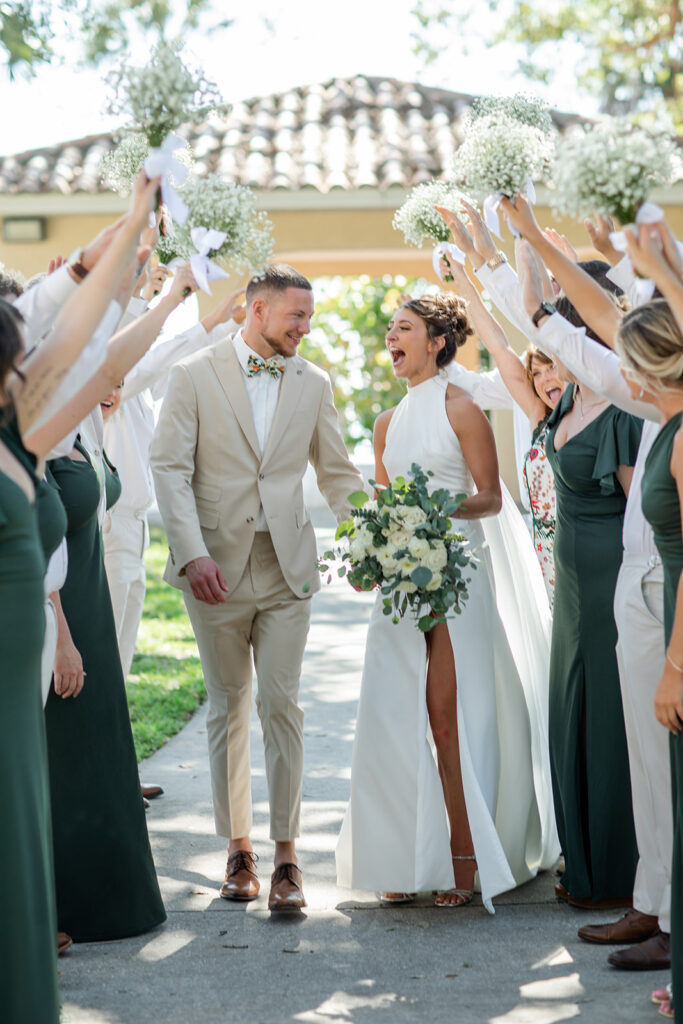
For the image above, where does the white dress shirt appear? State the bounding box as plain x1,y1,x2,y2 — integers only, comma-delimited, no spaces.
15,265,78,347
104,317,231,517
232,330,283,531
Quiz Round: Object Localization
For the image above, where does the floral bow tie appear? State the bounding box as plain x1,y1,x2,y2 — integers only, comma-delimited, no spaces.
246,353,286,379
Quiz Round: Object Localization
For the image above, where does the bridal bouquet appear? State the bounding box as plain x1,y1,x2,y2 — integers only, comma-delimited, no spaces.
550,117,680,227
320,464,475,632
101,132,193,195
156,174,274,274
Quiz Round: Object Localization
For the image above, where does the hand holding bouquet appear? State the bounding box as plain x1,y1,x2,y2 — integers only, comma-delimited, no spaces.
320,464,476,632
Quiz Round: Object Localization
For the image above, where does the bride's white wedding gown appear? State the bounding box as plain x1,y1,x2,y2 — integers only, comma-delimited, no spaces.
336,374,559,912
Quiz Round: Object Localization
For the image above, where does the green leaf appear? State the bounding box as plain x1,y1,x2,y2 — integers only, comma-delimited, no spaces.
337,566,346,577
302,582,311,593
335,518,354,540
410,566,433,588
348,491,370,508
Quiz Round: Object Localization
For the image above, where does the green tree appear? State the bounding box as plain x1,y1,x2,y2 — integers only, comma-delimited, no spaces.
1,0,232,78
300,276,413,452
412,0,683,127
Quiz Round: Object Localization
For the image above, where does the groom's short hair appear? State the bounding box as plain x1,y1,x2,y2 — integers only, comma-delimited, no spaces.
246,263,312,303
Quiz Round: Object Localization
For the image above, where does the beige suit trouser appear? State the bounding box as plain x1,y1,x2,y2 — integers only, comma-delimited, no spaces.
614,557,672,933
184,533,312,841
103,510,149,681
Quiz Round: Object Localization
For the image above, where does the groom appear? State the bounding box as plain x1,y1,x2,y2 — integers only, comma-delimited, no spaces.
150,264,363,909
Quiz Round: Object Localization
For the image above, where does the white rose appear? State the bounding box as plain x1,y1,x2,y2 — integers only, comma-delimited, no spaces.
423,542,448,572
356,525,374,550
349,538,368,562
395,505,428,528
376,547,400,573
365,499,378,514
426,572,443,592
408,536,431,561
396,579,417,594
398,557,416,578
387,525,412,550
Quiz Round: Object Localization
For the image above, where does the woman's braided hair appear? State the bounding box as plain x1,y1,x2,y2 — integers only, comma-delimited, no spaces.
402,293,474,367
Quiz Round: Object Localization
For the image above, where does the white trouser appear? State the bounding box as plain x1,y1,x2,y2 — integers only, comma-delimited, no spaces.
103,510,149,680
614,555,672,932
40,596,58,707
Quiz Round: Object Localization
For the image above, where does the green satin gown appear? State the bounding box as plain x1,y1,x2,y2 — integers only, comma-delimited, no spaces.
641,411,683,1014
546,387,643,902
0,422,59,1023
45,439,165,941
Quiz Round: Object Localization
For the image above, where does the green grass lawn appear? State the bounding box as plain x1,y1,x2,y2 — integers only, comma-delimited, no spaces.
127,525,206,762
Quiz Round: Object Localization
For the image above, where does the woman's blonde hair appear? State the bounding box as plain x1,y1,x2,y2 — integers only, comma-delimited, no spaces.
615,299,683,392
524,345,554,389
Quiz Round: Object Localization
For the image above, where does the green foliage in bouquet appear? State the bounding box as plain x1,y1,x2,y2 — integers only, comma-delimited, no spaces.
320,464,476,632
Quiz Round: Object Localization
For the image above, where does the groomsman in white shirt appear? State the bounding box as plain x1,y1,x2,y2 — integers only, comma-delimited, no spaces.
103,278,246,683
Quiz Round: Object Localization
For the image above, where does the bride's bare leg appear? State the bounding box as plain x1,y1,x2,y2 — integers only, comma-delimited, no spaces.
426,623,476,906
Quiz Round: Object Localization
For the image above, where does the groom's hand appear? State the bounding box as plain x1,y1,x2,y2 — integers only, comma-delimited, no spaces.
185,556,229,604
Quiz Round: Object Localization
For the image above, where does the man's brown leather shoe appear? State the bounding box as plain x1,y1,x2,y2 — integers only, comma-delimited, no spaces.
141,784,164,800
567,894,633,910
578,908,660,945
608,931,670,970
220,850,260,901
57,932,73,956
268,863,306,911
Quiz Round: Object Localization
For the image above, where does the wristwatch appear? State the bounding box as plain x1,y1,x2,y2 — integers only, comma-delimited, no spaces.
67,247,89,281
531,301,556,327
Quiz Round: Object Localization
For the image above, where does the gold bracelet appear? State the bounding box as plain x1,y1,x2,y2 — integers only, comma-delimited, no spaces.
486,251,507,271
667,650,683,674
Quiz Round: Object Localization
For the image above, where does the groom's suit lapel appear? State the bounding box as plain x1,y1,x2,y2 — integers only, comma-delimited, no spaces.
210,340,261,460
261,356,306,469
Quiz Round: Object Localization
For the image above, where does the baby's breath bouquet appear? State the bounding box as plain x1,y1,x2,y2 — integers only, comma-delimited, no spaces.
157,174,274,273
551,117,681,227
105,41,226,148
320,464,475,632
454,113,553,201
467,93,555,139
393,180,474,248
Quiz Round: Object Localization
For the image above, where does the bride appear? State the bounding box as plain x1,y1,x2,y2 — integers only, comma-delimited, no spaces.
336,293,558,911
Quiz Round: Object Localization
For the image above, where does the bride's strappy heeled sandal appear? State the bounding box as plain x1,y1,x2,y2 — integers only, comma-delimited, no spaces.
380,892,416,904
435,854,476,908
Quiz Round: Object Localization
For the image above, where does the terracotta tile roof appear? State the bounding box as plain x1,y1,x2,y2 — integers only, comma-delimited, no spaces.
0,75,583,196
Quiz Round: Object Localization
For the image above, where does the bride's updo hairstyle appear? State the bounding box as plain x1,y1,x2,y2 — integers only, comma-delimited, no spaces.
402,293,473,368
615,299,683,392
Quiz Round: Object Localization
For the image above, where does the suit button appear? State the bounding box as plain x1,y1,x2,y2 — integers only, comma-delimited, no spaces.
258,473,264,480
246,516,254,523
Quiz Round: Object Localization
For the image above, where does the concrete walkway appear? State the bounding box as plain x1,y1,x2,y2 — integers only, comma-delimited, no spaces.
60,526,662,1024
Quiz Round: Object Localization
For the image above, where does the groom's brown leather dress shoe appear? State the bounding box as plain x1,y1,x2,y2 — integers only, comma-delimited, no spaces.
220,850,260,901
608,931,670,970
141,784,164,800
57,932,73,956
268,863,306,911
578,909,659,945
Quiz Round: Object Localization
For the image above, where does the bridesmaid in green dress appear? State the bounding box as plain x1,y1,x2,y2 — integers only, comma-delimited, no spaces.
0,303,59,1023
546,379,643,906
616,297,683,1020
45,436,165,941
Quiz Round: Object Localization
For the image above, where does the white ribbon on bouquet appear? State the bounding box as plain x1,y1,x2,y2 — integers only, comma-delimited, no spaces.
432,240,466,280
609,202,667,305
188,227,228,294
144,133,190,227
483,179,537,239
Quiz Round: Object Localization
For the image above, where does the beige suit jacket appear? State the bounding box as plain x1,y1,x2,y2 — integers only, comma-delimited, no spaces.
150,336,364,598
